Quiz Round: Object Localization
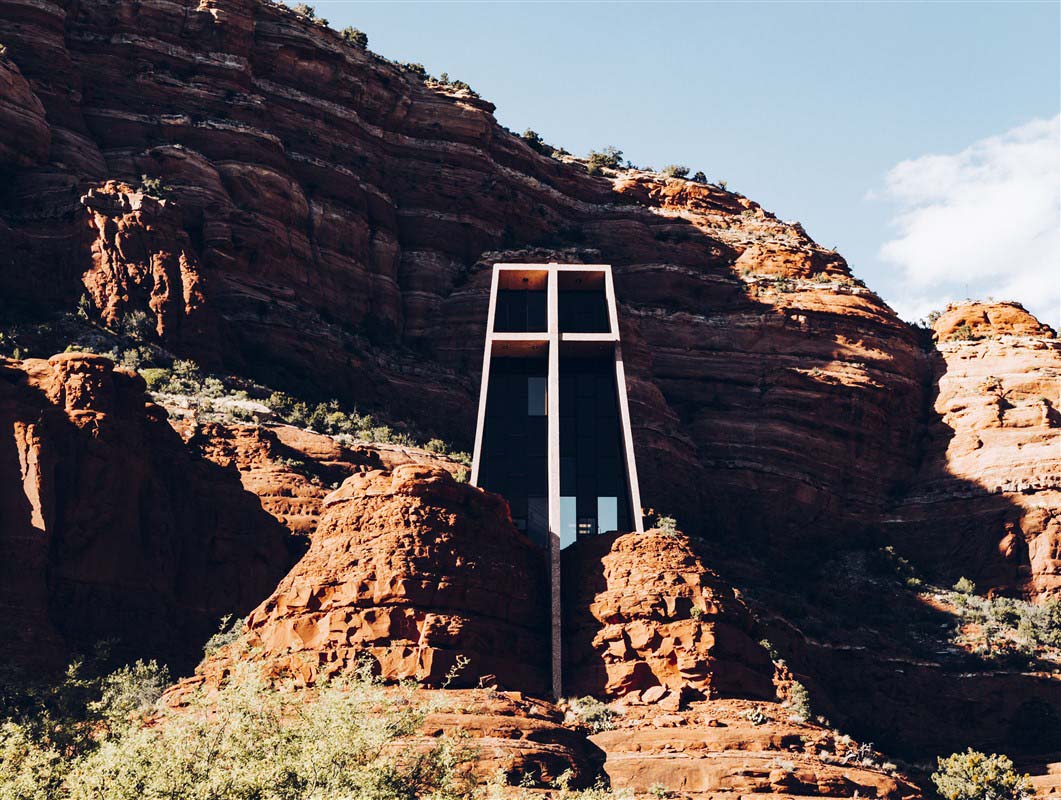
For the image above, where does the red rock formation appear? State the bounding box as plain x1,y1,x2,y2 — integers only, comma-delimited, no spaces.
180,420,461,538
563,530,775,702
186,465,550,694
592,699,923,799
888,302,1061,598
1,0,1058,768
0,353,295,672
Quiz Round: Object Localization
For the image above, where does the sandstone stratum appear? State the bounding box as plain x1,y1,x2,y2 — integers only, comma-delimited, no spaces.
0,0,1058,796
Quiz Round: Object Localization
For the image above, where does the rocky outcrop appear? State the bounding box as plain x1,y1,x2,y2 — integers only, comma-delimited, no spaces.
0,353,296,672
184,465,550,694
563,530,775,702
592,699,923,799
887,302,1061,598
181,420,461,538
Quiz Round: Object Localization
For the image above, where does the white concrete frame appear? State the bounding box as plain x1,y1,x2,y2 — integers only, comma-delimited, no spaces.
470,263,644,698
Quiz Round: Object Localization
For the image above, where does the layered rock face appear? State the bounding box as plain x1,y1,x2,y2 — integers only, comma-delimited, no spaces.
563,531,775,702
187,465,550,693
888,302,1061,598
182,420,461,539
0,0,923,547
0,353,295,671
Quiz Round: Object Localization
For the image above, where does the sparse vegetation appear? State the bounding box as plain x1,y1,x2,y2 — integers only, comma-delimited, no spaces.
943,580,1061,663
953,576,976,595
691,170,707,182
1,657,481,799
932,749,1033,800
399,62,428,79
660,165,690,179
139,174,168,199
787,680,812,723
340,26,368,48
519,129,568,159
740,707,768,726
202,615,244,658
649,513,679,536
953,323,975,341
565,696,617,733
586,146,623,175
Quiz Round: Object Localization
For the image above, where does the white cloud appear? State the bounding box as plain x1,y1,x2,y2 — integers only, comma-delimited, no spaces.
877,115,1060,327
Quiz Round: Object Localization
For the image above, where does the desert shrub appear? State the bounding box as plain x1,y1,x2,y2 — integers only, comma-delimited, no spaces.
954,577,976,595
202,615,244,658
931,749,1033,800
953,323,975,341
426,438,448,454
586,146,623,175
291,2,315,17
2,661,478,800
650,514,679,535
521,129,549,154
565,696,617,733
691,170,707,182
88,661,170,728
740,707,768,726
340,26,368,47
454,467,469,484
139,175,168,199
787,681,812,723
399,62,428,79
660,164,690,178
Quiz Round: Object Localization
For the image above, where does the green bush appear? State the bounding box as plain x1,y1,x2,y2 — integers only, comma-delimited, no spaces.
139,175,168,199
586,146,623,175
932,749,1033,800
651,514,679,536
565,696,617,733
202,615,244,658
787,680,812,723
953,577,976,595
340,26,368,47
399,62,429,79
1,660,479,800
291,2,315,17
660,165,690,179
691,170,707,182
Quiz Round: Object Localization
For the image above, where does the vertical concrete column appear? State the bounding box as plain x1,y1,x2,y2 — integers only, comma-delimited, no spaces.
546,265,562,699
470,268,500,487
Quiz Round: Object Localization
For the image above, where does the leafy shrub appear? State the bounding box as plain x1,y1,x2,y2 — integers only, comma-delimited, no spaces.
88,661,170,727
740,707,768,725
1,660,479,799
691,170,707,182
399,62,428,79
565,696,617,733
954,577,976,595
202,615,244,658
291,2,315,17
586,146,623,175
650,513,679,536
660,165,690,178
932,749,1033,800
139,175,168,199
340,26,368,47
787,681,812,723
953,323,975,340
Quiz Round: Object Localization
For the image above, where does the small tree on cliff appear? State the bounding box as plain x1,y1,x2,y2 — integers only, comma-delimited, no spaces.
932,749,1033,800
661,164,690,179
340,26,368,48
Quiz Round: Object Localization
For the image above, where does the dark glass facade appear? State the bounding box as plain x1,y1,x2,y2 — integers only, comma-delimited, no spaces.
558,356,630,547
494,289,547,332
558,290,609,333
479,357,549,549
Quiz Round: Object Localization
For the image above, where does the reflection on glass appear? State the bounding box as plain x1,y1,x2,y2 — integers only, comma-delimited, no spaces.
597,496,618,534
560,496,577,549
528,377,547,416
528,496,548,550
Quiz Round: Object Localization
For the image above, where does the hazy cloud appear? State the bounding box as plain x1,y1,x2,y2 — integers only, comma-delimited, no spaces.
877,115,1060,326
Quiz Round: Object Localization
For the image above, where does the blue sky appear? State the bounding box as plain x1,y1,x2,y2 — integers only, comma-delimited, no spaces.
297,1,1060,326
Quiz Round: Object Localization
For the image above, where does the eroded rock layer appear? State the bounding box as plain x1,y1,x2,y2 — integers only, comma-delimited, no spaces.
187,465,550,694
563,531,775,702
0,354,295,671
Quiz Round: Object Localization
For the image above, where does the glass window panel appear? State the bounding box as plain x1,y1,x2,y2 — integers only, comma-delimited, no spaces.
527,377,547,416
597,496,618,535
561,496,577,549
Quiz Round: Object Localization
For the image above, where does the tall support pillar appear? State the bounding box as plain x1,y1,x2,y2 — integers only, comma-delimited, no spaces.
546,267,563,699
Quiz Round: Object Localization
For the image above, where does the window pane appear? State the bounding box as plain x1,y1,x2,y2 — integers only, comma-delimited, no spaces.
597,496,618,534
561,496,577,549
528,377,547,416
528,496,548,550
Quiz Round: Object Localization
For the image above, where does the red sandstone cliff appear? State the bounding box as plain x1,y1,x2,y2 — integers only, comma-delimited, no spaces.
0,353,295,671
0,0,1058,783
